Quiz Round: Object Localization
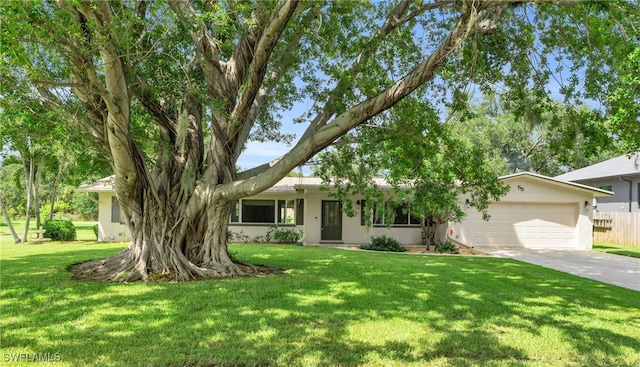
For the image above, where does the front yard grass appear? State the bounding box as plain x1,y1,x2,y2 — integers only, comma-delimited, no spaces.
1,242,639,367
0,220,97,243
593,242,640,259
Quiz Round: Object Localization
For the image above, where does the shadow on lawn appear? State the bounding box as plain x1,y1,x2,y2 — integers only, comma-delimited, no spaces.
1,244,640,366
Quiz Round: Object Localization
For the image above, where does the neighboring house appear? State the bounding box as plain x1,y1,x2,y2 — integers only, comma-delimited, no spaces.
555,153,640,213
79,172,611,249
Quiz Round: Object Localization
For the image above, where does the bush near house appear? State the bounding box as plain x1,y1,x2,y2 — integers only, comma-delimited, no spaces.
42,219,77,241
266,225,302,244
360,235,406,252
435,241,458,254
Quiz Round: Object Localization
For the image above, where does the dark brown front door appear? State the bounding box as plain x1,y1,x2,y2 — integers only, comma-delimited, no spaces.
321,201,342,241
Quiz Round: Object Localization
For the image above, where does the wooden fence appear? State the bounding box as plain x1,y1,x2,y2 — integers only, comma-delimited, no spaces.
593,212,640,246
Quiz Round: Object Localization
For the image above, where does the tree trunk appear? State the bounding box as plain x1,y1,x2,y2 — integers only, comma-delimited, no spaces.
21,153,35,243
48,175,58,221
33,160,42,229
1,195,21,244
68,187,283,282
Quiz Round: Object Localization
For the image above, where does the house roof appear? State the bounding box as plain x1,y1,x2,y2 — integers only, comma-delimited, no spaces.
502,171,613,197
77,176,116,192
75,176,390,193
78,172,612,198
554,153,640,182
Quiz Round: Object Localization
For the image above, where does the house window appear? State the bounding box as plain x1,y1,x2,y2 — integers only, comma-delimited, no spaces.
111,196,122,223
278,199,295,224
637,183,639,207
295,199,304,225
360,200,420,226
231,199,300,225
230,201,239,223
600,185,613,191
390,202,421,225
242,200,275,223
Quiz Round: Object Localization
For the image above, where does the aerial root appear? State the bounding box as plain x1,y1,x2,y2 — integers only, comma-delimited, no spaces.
68,250,285,283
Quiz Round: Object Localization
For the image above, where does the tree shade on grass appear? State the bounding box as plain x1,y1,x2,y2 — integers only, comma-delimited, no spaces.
1,242,639,367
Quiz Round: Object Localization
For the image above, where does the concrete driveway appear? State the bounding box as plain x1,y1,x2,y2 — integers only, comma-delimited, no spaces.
477,247,640,292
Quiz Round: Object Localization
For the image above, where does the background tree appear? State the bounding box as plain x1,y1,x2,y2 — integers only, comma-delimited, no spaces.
607,45,640,153
0,161,24,243
0,100,57,241
449,94,621,177
1,1,638,282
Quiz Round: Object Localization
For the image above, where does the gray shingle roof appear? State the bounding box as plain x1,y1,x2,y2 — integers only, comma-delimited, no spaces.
554,153,640,181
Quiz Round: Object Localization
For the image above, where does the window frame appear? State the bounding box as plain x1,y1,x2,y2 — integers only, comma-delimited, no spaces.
230,198,300,226
110,196,124,224
360,199,421,227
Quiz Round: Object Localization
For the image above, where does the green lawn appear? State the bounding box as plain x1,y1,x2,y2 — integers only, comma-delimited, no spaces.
593,242,640,259
0,220,97,243
1,242,639,367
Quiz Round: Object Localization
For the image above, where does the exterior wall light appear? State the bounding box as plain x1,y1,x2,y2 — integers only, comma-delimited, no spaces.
584,200,591,212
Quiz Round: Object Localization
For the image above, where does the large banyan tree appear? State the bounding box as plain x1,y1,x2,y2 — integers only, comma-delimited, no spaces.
1,0,637,281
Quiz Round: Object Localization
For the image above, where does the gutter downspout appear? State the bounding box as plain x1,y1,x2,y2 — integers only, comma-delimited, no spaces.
620,177,632,212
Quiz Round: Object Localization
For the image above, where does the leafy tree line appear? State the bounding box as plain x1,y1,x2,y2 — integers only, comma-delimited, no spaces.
1,1,638,281
0,86,110,243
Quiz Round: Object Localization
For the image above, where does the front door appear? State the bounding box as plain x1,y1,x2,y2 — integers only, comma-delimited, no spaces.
321,200,342,241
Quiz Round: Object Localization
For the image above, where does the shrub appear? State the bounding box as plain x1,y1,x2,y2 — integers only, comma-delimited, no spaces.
42,219,77,241
92,224,99,240
266,225,303,244
435,241,457,253
360,235,406,252
228,230,251,243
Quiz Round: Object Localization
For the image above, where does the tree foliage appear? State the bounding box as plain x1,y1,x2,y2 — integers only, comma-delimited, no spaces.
449,94,621,177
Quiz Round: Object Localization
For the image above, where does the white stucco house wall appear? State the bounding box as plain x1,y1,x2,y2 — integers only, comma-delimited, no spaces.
77,176,129,241
78,172,611,249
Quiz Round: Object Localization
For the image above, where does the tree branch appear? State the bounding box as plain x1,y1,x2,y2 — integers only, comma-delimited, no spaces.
168,0,227,100
229,0,486,198
229,0,300,153
298,0,441,145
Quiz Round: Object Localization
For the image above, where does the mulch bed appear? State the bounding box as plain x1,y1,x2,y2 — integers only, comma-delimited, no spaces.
347,245,487,256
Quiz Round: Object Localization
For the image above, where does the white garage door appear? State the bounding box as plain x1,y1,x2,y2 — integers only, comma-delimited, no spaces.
472,203,577,249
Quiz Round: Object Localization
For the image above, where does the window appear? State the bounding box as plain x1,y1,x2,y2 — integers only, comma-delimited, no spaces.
278,199,295,224
295,199,304,225
360,200,420,226
600,185,613,191
230,201,239,223
391,202,421,225
230,198,301,225
111,196,122,223
637,183,640,207
242,200,275,223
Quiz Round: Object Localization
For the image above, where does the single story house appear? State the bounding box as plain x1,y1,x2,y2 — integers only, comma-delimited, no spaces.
554,153,640,213
78,172,611,249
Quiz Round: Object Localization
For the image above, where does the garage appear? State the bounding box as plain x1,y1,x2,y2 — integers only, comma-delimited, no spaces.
471,202,577,249
451,172,613,250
